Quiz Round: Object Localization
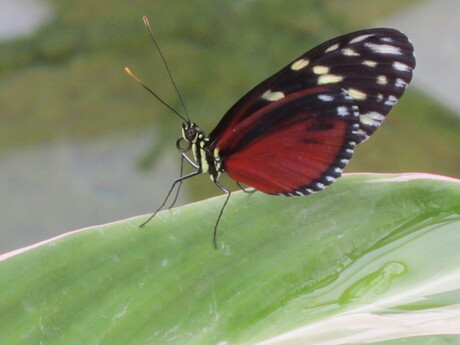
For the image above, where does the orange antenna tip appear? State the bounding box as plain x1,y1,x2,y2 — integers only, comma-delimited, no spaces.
143,16,150,28
124,66,141,83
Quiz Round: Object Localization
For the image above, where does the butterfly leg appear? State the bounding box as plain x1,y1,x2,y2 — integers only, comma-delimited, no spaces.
140,169,201,227
167,156,185,209
168,152,201,209
236,181,256,194
212,181,232,249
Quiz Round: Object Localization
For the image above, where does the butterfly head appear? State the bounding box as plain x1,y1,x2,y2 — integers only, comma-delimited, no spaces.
182,122,201,142
176,122,204,153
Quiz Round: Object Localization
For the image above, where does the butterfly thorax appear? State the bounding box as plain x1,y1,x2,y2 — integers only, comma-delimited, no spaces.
178,122,222,182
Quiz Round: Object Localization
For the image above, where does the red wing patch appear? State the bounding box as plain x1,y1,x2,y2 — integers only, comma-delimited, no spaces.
220,89,360,195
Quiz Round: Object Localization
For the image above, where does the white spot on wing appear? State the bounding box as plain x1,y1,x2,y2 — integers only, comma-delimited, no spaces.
385,95,398,106
360,115,378,127
395,78,407,88
318,94,334,102
356,129,367,137
367,111,385,121
366,43,402,55
316,182,325,190
325,43,339,53
337,106,349,117
318,74,344,85
360,111,384,127
313,65,330,74
346,88,367,100
377,75,388,85
349,34,374,44
363,60,377,67
393,61,411,71
291,58,310,71
261,89,285,101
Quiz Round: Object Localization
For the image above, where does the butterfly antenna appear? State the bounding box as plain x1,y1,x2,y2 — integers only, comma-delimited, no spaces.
143,16,191,123
124,67,188,123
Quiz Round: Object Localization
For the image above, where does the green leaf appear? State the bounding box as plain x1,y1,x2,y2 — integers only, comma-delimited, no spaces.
1,173,459,345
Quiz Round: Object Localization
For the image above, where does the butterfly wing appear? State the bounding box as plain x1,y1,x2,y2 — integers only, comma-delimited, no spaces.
221,88,360,195
208,28,415,195
210,28,415,146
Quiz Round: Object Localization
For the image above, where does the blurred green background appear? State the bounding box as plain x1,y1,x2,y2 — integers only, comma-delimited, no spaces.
0,0,459,252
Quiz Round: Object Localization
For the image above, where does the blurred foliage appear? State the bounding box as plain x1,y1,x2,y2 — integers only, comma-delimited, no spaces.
0,0,458,196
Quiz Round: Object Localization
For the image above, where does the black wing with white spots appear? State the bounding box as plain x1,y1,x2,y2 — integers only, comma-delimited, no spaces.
209,28,415,145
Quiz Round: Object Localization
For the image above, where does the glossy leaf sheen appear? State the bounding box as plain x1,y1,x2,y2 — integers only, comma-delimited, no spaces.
0,173,459,345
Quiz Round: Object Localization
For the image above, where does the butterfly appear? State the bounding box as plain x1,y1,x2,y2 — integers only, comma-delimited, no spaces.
128,22,415,248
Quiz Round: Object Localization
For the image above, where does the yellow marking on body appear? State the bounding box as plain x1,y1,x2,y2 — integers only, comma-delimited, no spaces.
313,65,330,75
199,147,209,173
262,89,285,101
325,43,339,53
347,88,367,100
213,148,222,171
318,74,344,85
192,143,198,161
291,58,310,71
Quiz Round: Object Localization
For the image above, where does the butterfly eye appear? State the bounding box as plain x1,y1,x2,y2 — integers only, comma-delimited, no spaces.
176,137,192,153
182,123,201,142
185,128,197,141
